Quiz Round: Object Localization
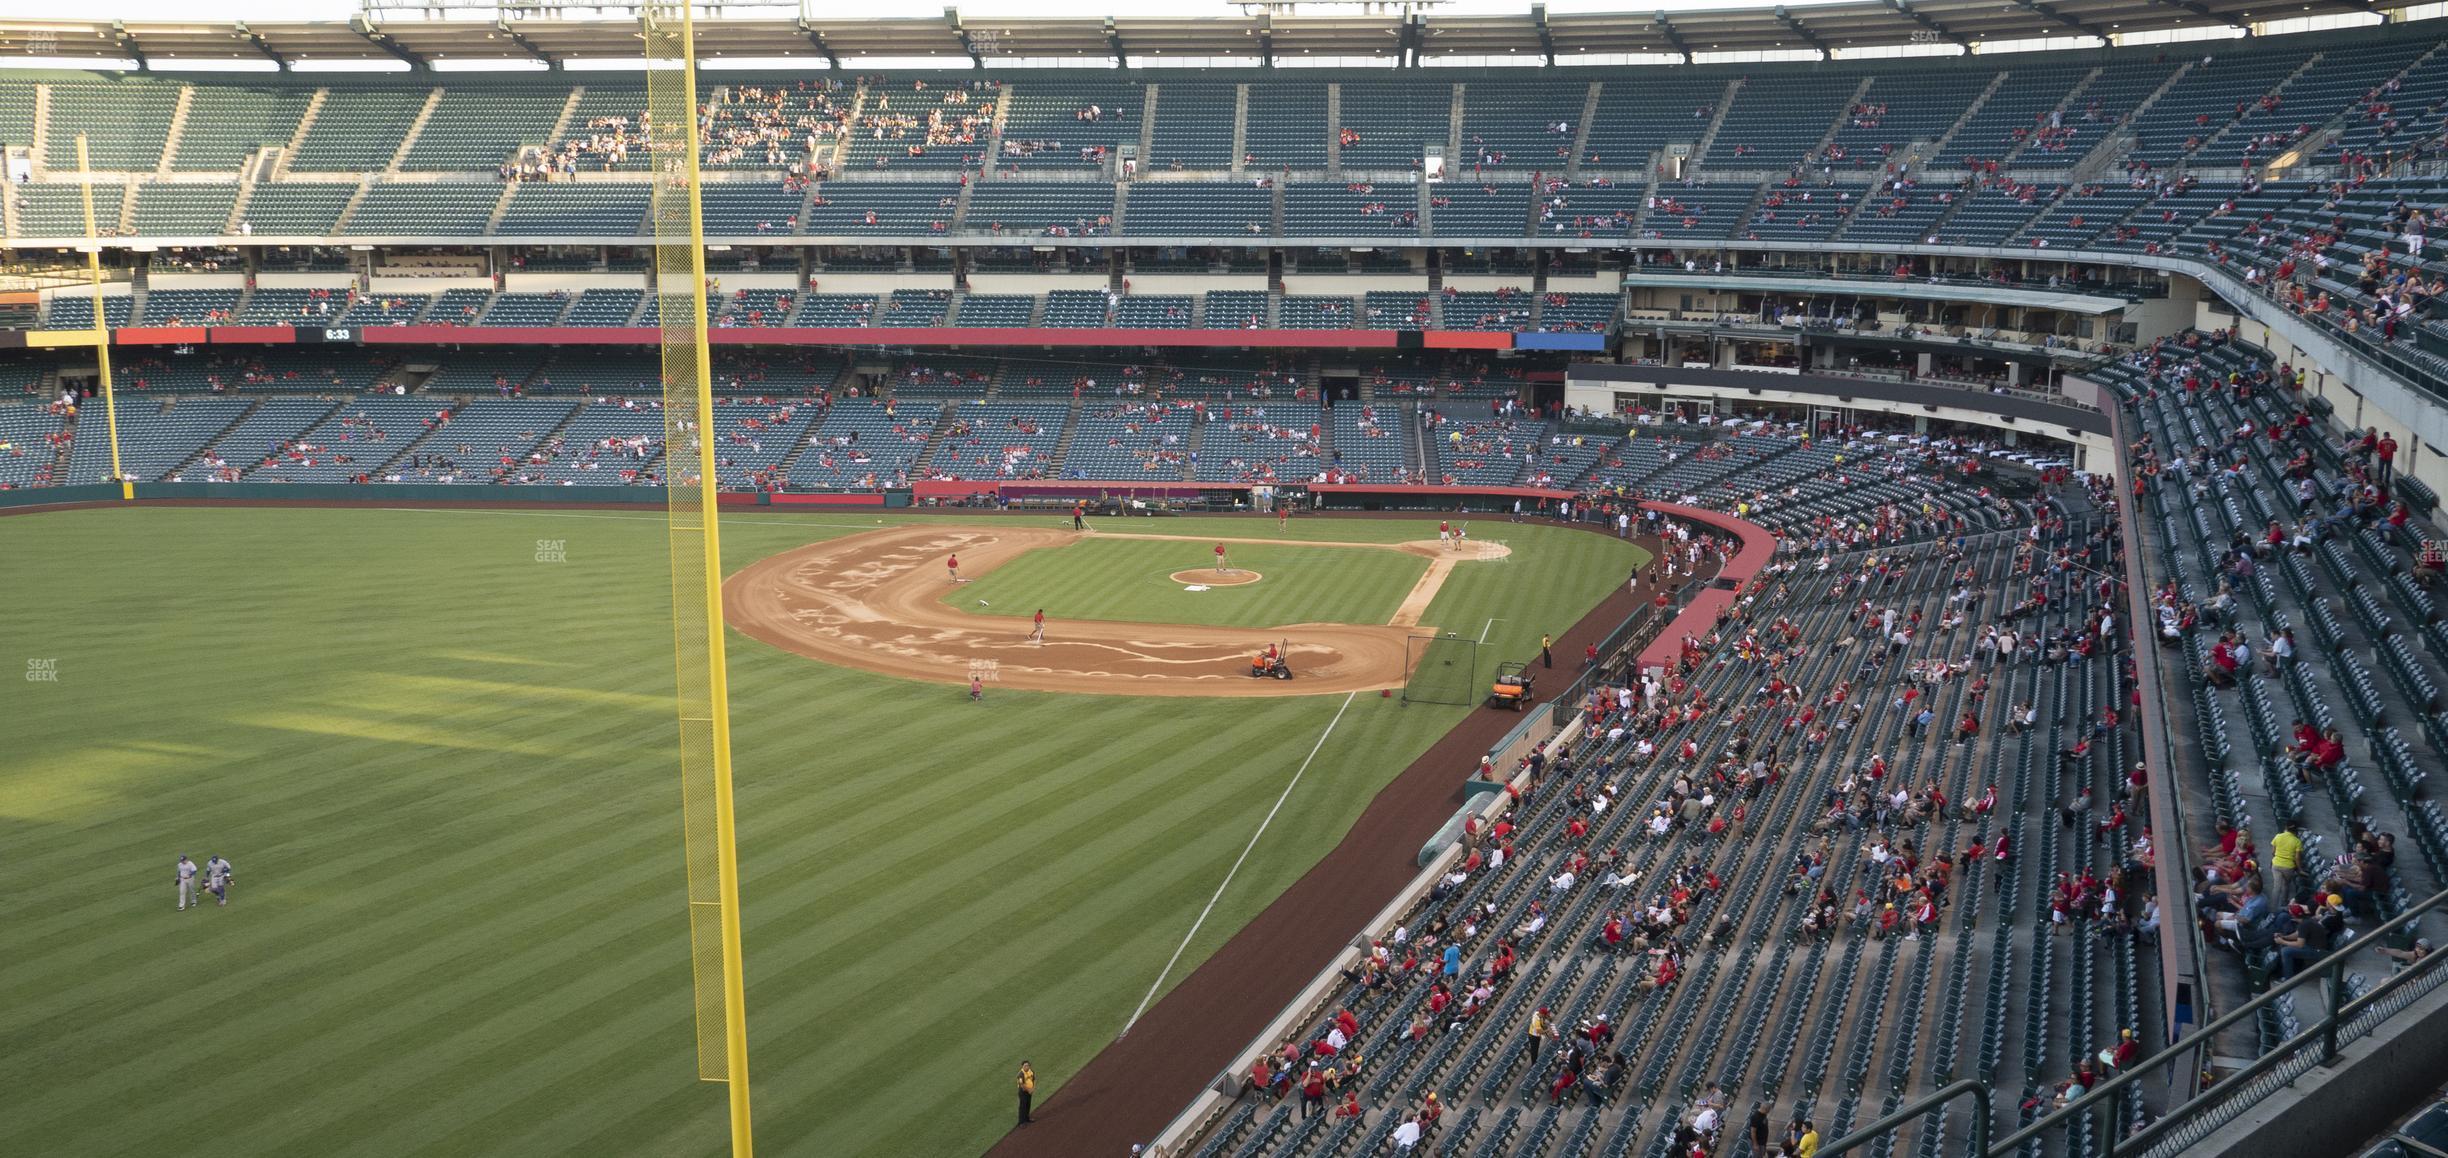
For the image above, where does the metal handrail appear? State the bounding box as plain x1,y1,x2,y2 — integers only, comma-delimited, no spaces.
2013,885,2448,1155
1819,883,2448,1157
1819,1079,1991,1158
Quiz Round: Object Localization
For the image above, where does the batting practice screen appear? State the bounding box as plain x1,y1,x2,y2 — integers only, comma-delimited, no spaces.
1403,633,1481,706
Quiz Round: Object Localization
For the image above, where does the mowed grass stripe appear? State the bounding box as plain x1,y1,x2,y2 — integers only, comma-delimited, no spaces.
0,508,1640,1158
749,771,1338,1157
951,537,1429,629
6,700,680,1027
12,791,687,1149
6,696,674,965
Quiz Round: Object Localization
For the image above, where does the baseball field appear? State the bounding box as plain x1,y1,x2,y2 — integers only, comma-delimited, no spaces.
0,504,1644,1158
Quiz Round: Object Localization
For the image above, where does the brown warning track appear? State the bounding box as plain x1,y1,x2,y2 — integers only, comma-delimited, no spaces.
720,524,1503,698
984,528,1689,1158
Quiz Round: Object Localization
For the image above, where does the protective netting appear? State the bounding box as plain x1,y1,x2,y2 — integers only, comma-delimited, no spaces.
644,1,749,1113
1404,633,1481,706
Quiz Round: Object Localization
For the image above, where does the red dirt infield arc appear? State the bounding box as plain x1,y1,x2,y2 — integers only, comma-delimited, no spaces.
720,525,1506,697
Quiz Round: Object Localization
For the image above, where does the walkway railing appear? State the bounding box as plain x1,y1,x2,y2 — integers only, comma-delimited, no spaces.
1819,883,2448,1157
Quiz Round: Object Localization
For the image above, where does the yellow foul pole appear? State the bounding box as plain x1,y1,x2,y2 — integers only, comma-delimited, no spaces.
74,134,128,500
644,4,752,1155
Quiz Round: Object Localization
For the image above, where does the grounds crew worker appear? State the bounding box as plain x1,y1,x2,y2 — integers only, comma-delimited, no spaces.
1016,1061,1035,1126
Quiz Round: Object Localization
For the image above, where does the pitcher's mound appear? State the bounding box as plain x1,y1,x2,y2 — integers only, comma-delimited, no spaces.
1171,568,1263,587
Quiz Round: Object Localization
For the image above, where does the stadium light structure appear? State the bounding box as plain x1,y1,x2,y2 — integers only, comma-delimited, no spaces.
643,3,755,1156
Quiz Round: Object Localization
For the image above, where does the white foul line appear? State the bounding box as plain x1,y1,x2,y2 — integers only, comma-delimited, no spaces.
1121,689,1358,1037
1479,617,1504,644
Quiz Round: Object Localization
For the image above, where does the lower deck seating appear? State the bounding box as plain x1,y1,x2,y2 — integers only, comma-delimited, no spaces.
926,401,1065,480
1063,400,1193,480
784,398,936,491
1195,401,1321,483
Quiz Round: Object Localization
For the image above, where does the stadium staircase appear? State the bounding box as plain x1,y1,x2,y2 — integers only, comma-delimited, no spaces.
2312,43,2443,145
1691,79,1743,170
47,407,75,479
363,400,467,479
224,174,260,235
483,185,516,235
1230,84,1251,177
386,89,445,175
825,81,866,175
1138,83,1160,164
1828,178,1889,240
907,402,961,477
2185,54,2324,168
269,89,324,181
329,179,371,234
29,83,48,177
982,86,1013,174
164,398,265,481
1813,78,1879,171
2112,63,2201,154
1181,410,1211,479
2067,134,2135,186
1445,85,1468,168
155,85,193,176
544,88,584,160
1049,397,1085,473
2002,66,2105,167
1565,83,1601,182
1928,72,2013,164
951,179,975,233
1325,84,1343,177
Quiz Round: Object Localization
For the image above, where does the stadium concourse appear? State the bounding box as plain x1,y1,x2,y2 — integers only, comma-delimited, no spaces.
9,2,2448,1155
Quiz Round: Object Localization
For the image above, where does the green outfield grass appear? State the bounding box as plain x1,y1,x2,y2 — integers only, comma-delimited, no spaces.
0,506,1643,1158
948,536,1430,629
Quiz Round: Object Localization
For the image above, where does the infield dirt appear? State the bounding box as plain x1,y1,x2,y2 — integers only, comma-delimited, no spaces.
721,525,1508,697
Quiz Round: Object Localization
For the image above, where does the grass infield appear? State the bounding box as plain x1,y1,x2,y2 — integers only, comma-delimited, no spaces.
0,506,1643,1158
948,537,1430,630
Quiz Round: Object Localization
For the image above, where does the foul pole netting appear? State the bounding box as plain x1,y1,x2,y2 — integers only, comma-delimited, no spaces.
645,5,754,1155
74,135,127,500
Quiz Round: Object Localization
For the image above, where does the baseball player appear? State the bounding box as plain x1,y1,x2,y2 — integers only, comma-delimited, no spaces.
947,553,960,582
1029,609,1045,644
176,854,198,911
206,854,234,907
1439,520,1452,550
1214,542,1230,574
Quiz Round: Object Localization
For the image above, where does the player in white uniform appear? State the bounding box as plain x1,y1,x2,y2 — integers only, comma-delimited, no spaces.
176,855,198,911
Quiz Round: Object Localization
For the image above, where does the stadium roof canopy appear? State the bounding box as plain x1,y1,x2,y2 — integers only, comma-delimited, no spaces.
0,0,2409,70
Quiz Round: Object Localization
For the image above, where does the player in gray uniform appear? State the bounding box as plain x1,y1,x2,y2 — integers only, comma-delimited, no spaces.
206,855,234,907
176,855,198,911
